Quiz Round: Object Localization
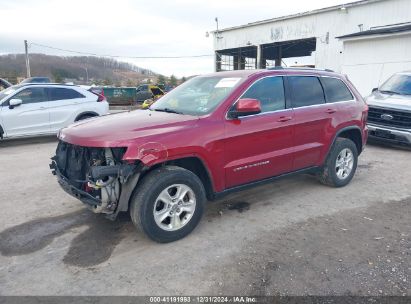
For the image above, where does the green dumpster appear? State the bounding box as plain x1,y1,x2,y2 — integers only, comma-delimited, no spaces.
103,87,136,105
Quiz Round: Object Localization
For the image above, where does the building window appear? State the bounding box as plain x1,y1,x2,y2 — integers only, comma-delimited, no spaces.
219,55,234,71
245,57,256,70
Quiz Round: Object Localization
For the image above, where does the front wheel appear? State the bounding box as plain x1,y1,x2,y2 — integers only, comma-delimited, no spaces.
130,166,206,243
318,138,358,187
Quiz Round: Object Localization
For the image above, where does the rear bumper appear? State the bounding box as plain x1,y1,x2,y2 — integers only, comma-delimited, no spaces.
367,124,411,145
50,160,102,207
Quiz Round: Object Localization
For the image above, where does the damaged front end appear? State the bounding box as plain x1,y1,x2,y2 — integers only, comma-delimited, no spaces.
50,140,142,219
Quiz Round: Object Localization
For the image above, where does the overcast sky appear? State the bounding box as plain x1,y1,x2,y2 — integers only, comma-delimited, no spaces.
0,0,348,77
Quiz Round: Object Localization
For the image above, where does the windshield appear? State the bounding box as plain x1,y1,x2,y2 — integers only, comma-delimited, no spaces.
0,86,18,102
150,76,244,115
379,74,411,95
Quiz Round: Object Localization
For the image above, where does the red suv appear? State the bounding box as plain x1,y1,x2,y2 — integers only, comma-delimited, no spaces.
50,68,368,243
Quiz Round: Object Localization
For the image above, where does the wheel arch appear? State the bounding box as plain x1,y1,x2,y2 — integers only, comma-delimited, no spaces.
111,155,216,219
0,124,4,139
335,126,363,155
146,156,215,201
74,111,99,121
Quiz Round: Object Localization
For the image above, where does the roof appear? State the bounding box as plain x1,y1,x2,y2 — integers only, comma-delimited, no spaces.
8,83,80,90
202,70,259,78
18,83,76,87
337,23,411,39
213,0,384,33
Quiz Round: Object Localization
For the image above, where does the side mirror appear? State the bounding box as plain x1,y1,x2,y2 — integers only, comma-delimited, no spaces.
9,98,22,109
229,98,261,118
372,88,378,93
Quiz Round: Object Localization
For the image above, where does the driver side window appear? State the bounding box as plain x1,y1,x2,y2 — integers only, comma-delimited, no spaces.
242,77,285,113
11,88,48,104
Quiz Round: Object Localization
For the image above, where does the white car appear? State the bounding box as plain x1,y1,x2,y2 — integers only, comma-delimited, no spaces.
0,83,109,139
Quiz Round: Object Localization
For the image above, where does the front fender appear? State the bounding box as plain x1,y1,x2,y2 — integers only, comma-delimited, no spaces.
123,142,169,166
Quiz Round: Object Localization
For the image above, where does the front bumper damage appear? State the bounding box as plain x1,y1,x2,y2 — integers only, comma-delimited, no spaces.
50,141,143,219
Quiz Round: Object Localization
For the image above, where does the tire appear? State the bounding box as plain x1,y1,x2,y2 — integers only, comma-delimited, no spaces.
130,166,206,243
318,137,358,187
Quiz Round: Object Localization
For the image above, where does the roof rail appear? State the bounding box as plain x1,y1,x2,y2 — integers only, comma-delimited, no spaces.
18,83,76,87
267,67,335,72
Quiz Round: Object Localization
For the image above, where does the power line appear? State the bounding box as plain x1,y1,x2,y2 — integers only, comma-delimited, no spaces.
29,42,214,59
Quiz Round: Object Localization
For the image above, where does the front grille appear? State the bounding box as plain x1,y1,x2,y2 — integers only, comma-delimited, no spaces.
368,106,411,129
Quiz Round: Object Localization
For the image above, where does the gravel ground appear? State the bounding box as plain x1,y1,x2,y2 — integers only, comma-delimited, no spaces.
0,137,410,296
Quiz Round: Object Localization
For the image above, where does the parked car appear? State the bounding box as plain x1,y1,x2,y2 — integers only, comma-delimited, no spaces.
0,83,109,139
366,71,411,146
20,77,51,84
135,84,164,103
0,78,12,91
50,68,368,243
157,84,174,93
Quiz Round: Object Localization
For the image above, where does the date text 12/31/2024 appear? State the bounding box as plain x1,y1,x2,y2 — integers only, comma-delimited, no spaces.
149,296,258,303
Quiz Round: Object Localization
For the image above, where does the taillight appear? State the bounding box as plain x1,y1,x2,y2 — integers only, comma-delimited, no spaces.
91,91,106,102
96,93,106,102
89,88,105,102
361,106,368,127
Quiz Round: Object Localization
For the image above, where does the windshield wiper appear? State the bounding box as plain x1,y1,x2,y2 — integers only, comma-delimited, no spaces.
152,108,183,114
379,90,403,95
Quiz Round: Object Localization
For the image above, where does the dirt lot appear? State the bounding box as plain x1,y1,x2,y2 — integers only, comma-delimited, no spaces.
0,137,409,296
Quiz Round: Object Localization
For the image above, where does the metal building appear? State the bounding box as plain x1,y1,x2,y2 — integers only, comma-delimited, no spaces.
212,0,411,95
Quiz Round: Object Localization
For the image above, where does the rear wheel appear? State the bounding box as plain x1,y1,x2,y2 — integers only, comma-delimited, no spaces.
318,138,358,187
130,166,206,243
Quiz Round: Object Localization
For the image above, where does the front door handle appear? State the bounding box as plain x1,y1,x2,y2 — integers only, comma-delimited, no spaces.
277,116,292,122
325,109,336,114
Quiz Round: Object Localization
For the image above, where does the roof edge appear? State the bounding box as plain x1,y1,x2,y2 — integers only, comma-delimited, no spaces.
212,0,384,33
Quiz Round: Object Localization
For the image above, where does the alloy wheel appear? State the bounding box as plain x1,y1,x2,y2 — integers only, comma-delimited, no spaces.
153,184,196,231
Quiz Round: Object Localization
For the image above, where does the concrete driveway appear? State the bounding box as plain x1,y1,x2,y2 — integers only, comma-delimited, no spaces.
0,138,409,296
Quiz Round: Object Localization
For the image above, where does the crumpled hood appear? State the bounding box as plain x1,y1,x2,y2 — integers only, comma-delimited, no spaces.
366,91,411,111
59,109,199,147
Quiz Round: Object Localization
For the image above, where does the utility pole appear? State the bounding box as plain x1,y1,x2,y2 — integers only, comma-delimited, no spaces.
83,66,89,84
24,40,31,78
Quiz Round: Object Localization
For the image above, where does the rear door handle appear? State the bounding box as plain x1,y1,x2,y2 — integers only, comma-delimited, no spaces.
325,109,336,114
277,116,293,122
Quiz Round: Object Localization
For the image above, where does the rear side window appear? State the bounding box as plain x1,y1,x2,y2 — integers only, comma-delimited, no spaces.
289,76,325,108
11,87,48,104
242,76,285,112
320,77,353,102
49,88,84,101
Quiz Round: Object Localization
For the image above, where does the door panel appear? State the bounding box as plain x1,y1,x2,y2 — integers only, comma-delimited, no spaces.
47,88,87,131
223,76,295,189
288,76,337,170
292,104,338,169
224,110,295,188
1,87,50,137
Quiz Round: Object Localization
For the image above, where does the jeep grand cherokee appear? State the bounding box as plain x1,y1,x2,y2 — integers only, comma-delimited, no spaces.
50,68,368,243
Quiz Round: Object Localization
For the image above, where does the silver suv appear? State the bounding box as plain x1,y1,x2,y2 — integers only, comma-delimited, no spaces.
366,72,411,146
